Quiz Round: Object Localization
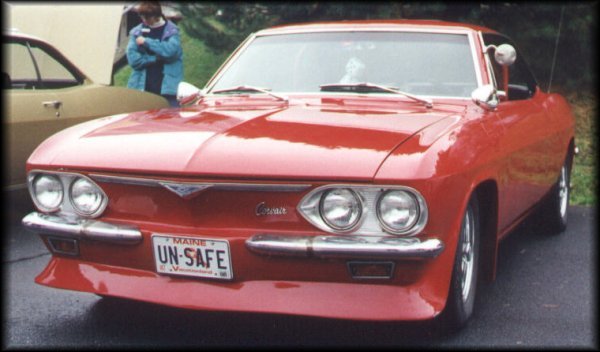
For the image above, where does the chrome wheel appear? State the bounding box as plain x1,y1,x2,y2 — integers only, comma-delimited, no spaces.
540,157,571,234
439,196,480,330
459,204,476,303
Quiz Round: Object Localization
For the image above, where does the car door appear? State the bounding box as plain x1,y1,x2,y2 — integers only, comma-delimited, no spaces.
483,34,563,233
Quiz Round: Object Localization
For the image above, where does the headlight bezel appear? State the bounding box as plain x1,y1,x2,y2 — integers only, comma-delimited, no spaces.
298,184,428,237
27,170,108,219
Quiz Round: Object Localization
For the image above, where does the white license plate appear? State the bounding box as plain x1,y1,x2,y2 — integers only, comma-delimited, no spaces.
152,234,233,280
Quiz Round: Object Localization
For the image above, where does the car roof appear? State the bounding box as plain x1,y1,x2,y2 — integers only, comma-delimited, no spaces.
257,19,499,36
3,28,49,43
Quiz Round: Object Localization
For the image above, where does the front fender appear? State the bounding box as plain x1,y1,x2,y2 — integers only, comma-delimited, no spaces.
374,111,503,310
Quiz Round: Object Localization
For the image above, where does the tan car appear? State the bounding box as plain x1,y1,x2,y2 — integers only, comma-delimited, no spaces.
3,29,169,189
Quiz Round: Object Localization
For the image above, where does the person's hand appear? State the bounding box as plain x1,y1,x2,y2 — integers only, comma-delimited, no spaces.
136,36,145,46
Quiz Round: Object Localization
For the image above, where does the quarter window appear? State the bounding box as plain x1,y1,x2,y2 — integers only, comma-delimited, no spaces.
29,45,78,84
4,42,38,88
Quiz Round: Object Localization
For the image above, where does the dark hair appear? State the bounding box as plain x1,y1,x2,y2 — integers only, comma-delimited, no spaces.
136,1,163,17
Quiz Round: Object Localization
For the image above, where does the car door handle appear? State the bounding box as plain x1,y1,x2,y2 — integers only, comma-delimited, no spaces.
42,100,62,109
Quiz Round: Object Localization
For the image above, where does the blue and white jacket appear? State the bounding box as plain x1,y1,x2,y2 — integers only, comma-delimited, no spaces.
126,20,183,96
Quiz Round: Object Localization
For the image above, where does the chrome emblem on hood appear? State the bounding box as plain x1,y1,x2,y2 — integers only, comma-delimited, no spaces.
255,202,288,216
159,182,212,199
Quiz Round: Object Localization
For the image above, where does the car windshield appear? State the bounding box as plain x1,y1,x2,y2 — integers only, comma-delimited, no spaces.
210,31,478,98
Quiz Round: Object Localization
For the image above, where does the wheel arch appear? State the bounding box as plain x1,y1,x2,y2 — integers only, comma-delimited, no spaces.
473,179,499,283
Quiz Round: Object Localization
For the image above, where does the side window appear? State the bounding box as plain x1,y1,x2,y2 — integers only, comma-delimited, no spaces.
482,34,538,101
29,44,80,88
4,42,38,89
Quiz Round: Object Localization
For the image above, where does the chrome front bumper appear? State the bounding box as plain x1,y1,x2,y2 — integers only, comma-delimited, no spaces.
22,212,142,244
246,234,444,260
22,212,444,260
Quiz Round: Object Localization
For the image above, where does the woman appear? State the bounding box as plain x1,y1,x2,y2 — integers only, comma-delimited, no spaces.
127,1,183,107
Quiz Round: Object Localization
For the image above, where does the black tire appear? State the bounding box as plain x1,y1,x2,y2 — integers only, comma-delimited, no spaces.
437,195,480,332
542,159,571,234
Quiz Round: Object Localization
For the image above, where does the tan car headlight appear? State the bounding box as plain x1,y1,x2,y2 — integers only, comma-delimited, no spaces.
31,174,63,212
69,177,107,217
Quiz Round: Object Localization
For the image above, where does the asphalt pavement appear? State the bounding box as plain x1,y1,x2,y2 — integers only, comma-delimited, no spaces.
2,188,597,348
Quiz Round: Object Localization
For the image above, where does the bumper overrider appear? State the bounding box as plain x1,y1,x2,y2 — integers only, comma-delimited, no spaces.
22,212,444,260
22,212,142,245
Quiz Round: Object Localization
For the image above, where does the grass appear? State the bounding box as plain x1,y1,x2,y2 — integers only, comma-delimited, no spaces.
567,93,597,206
114,27,597,207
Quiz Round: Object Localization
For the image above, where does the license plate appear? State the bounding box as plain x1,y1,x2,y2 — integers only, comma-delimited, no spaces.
152,234,233,280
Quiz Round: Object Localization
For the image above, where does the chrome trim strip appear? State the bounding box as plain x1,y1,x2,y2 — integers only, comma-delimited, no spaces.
257,27,475,36
478,31,496,88
90,174,162,187
468,31,484,88
22,212,142,245
89,174,312,192
246,234,444,260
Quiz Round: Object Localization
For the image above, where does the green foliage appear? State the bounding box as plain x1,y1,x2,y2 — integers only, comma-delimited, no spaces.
569,93,597,206
178,3,275,53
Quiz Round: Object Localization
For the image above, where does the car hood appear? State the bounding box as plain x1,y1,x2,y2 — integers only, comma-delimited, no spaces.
30,100,466,181
8,3,122,85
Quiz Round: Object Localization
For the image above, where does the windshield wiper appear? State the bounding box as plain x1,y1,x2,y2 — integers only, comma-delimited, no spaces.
319,82,433,108
212,85,288,102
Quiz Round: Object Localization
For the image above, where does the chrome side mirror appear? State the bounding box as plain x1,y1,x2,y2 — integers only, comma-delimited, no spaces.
485,44,517,66
471,85,498,110
494,44,517,66
177,81,202,105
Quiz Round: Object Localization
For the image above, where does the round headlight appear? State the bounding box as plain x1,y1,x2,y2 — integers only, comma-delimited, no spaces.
70,177,106,216
319,188,362,231
32,174,63,212
377,190,420,234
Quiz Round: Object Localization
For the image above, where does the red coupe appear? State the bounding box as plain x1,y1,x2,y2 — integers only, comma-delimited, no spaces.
23,20,575,329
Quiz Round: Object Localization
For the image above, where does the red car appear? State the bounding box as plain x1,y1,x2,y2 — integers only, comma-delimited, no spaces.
23,20,575,329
